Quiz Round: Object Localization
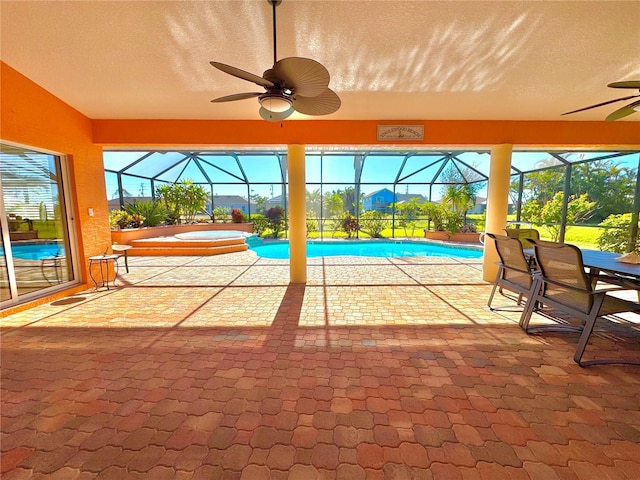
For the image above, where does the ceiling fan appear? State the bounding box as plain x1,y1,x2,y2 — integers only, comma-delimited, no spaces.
562,81,640,121
210,0,340,122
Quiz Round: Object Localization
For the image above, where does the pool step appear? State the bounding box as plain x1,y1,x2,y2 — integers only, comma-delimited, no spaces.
126,236,248,256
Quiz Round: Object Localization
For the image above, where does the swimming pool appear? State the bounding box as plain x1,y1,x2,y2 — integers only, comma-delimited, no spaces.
250,240,483,259
1,242,64,260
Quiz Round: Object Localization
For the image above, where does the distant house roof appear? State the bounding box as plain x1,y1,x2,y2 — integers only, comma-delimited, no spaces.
212,195,249,204
108,196,153,210
363,188,393,199
396,193,425,202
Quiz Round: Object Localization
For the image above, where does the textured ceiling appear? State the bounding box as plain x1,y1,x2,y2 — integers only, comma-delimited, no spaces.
1,0,639,122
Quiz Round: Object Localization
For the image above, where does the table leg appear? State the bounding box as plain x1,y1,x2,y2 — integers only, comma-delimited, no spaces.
89,259,100,288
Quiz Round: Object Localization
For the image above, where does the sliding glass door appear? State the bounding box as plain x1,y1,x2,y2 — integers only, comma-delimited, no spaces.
0,143,78,307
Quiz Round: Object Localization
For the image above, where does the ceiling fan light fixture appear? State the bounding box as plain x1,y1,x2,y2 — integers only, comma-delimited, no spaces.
259,93,292,113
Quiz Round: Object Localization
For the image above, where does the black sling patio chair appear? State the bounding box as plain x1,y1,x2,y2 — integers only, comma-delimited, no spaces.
486,233,536,311
519,239,640,367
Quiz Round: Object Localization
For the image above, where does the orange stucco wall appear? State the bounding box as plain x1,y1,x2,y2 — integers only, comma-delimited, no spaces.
1,62,111,294
92,118,640,148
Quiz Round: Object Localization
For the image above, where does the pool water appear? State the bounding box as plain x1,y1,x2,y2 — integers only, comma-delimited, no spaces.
1,242,64,260
250,240,483,259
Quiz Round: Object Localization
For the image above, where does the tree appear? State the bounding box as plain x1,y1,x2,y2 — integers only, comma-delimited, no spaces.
306,189,322,218
359,211,387,238
155,180,207,223
422,202,445,231
250,192,267,214
441,183,477,221
513,156,636,223
112,188,133,200
597,213,639,254
156,184,182,223
180,181,208,222
325,192,344,217
394,197,422,237
522,192,596,241
439,164,482,222
571,159,636,222
340,187,359,215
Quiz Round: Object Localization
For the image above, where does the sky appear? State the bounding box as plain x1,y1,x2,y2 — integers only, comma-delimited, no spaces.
103,150,639,204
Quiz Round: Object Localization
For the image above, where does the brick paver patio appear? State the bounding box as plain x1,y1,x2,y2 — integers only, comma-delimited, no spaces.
2,251,639,479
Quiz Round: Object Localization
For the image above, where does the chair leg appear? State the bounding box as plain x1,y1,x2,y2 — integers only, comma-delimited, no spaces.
574,310,600,366
487,267,503,310
573,294,626,367
519,278,542,331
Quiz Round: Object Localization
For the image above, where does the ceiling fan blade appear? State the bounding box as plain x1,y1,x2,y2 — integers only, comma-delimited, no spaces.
292,88,341,116
211,92,262,103
210,62,274,89
606,100,640,121
561,95,640,115
273,57,330,97
608,81,640,89
259,106,294,122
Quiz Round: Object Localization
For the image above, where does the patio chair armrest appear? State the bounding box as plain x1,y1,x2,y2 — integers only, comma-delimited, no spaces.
496,261,534,276
534,272,629,296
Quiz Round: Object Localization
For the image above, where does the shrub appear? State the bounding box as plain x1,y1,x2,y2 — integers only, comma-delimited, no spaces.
124,200,167,227
459,223,478,233
441,210,464,235
231,208,245,223
265,206,286,238
422,202,445,231
109,210,135,229
359,211,387,238
306,211,318,237
340,213,359,238
129,213,145,228
156,180,208,223
250,215,269,236
597,213,639,254
213,206,230,223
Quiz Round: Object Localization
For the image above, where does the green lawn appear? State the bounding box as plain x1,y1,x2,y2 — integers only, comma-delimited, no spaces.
12,220,62,240
289,223,606,248
269,214,614,251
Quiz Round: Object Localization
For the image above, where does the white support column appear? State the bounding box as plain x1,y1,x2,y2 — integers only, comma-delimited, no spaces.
483,144,513,282
287,144,307,283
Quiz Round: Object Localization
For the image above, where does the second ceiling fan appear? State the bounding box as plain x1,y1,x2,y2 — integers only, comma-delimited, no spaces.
210,0,340,122
562,81,640,121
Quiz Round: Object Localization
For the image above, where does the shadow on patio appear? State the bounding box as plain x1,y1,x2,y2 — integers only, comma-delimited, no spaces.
2,252,639,479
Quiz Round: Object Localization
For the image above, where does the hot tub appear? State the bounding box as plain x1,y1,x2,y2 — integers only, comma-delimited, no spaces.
174,230,253,241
